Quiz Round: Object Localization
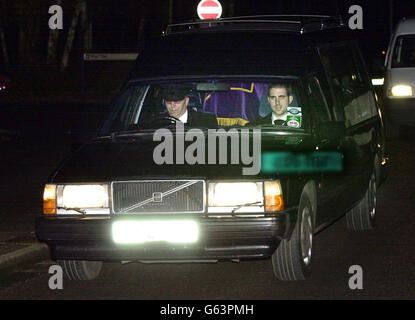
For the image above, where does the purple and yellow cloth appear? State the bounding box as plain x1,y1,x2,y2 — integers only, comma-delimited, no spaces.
202,82,268,126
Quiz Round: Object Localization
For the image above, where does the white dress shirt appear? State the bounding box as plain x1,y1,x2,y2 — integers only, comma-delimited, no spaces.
271,113,287,123
178,110,189,123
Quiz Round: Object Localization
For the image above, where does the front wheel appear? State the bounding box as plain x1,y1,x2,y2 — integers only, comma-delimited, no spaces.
58,260,103,280
271,194,314,281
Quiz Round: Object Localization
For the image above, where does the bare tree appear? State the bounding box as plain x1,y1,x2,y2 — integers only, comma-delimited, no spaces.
61,0,85,70
14,0,43,65
47,0,62,65
15,0,30,64
79,0,90,53
137,0,148,50
0,1,9,67
0,27,7,66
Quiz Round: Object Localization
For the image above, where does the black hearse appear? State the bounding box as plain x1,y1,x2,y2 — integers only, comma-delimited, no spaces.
36,16,389,281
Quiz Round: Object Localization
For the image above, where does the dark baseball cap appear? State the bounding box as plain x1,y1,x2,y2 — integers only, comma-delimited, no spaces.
161,84,191,101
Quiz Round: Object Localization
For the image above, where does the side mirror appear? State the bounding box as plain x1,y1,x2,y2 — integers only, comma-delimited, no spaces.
317,121,346,140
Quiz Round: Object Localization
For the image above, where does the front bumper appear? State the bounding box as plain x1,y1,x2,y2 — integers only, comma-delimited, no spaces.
384,97,415,126
36,211,294,261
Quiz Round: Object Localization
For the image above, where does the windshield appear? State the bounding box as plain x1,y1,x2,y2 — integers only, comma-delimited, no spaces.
100,79,304,135
392,35,415,68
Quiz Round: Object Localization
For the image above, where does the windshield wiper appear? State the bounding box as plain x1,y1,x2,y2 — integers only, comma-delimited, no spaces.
57,207,86,215
231,201,263,213
106,130,155,141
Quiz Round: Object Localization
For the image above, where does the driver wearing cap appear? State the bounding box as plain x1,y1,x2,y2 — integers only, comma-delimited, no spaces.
162,85,217,128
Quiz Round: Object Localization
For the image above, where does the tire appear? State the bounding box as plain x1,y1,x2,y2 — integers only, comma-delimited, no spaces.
272,194,314,281
58,260,103,280
346,173,376,231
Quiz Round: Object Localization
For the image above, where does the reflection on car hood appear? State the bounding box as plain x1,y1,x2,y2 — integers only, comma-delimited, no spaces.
51,132,314,183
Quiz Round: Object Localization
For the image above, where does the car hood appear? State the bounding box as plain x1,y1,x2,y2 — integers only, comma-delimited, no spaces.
51,131,314,183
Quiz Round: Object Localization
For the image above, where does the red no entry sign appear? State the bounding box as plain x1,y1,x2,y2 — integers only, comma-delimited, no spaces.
197,0,222,20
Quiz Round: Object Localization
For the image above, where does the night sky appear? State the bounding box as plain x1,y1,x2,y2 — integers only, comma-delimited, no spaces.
1,0,415,66
92,0,415,55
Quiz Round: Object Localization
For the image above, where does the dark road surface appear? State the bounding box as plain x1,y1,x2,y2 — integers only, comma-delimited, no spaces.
0,102,414,299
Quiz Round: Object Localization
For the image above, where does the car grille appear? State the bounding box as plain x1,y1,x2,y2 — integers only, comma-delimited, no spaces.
112,180,205,214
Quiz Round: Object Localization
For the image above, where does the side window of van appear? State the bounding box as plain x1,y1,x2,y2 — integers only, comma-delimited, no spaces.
320,44,377,127
392,35,415,68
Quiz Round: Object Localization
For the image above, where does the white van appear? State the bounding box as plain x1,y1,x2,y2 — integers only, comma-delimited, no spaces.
384,17,415,134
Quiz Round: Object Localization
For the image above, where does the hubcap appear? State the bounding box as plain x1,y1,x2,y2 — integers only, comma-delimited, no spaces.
300,207,313,266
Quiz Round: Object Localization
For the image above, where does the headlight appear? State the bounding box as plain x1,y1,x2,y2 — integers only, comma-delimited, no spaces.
57,184,109,209
389,85,413,97
208,182,263,207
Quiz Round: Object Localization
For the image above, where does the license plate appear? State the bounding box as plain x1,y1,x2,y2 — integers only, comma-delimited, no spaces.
112,220,199,244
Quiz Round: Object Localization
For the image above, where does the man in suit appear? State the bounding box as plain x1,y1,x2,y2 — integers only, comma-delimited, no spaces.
249,83,294,126
162,84,218,128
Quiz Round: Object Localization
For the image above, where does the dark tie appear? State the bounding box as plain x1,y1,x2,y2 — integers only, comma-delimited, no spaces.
274,119,285,126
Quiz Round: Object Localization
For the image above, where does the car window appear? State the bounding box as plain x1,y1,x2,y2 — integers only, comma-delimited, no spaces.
391,35,415,68
320,44,377,128
102,86,148,134
100,79,305,134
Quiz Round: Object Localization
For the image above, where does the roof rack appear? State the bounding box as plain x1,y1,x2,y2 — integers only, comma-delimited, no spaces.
220,14,333,21
164,15,345,36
